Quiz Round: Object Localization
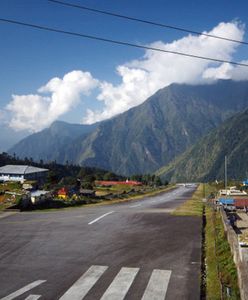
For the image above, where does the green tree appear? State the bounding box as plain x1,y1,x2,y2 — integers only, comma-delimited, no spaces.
103,172,118,181
155,176,163,186
46,170,58,185
81,181,93,189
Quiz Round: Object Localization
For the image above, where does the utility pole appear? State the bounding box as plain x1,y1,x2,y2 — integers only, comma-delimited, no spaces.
224,155,227,194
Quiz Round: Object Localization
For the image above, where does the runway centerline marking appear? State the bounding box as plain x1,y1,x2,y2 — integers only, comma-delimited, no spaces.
129,204,141,208
100,267,139,300
59,265,108,300
0,280,46,300
141,269,171,300
24,295,41,300
88,211,114,225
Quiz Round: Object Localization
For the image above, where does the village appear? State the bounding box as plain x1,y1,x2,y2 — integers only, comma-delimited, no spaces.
0,164,164,210
214,184,248,250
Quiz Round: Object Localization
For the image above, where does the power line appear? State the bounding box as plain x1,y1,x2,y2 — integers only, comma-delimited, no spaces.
48,0,248,46
0,18,248,67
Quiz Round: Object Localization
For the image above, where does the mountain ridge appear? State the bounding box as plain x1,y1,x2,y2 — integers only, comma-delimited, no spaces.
9,80,248,175
9,121,98,162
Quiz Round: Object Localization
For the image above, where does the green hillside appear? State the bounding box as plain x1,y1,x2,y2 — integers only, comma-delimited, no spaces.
156,108,248,182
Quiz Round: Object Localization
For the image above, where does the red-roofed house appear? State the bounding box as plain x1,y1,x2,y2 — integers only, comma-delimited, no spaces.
57,187,69,199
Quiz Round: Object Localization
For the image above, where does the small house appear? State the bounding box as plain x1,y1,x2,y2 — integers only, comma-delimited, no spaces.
218,198,234,205
234,198,248,209
30,190,50,204
57,187,68,199
79,189,96,197
23,181,37,191
218,198,235,211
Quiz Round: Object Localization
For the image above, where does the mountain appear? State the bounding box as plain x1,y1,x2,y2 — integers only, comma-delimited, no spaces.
9,121,98,162
156,108,248,182
9,80,248,175
0,125,29,152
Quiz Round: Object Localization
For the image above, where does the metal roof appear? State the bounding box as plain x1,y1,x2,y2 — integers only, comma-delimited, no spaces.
30,190,49,197
219,198,234,205
0,165,48,175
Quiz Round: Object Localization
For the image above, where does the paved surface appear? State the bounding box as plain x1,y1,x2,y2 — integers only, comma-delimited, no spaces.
235,211,248,262
0,186,201,300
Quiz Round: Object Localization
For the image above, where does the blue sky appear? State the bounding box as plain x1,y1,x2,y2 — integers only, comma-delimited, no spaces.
1,0,248,149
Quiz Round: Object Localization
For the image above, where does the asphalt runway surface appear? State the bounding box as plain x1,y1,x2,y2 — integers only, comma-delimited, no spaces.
0,185,202,300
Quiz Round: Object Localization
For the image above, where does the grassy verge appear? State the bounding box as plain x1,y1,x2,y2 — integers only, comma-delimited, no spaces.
172,184,203,216
203,182,240,299
205,205,222,299
171,183,240,299
205,205,240,300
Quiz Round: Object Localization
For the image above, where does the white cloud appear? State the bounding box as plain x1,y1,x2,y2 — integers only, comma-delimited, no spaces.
203,60,248,80
6,70,99,132
6,21,248,130
83,21,246,124
229,61,248,80
203,63,233,80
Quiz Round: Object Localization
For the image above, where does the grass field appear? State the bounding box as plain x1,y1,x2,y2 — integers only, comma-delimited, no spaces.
171,184,203,216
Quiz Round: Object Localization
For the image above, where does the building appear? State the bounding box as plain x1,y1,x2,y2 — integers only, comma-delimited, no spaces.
95,180,142,187
234,198,248,209
30,190,50,204
218,197,248,210
57,187,69,199
218,187,247,196
79,189,96,197
242,179,248,187
0,165,48,184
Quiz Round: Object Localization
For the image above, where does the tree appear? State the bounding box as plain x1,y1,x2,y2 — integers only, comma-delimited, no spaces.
46,170,58,185
155,176,163,186
80,174,96,190
130,174,143,182
81,181,93,190
103,172,118,181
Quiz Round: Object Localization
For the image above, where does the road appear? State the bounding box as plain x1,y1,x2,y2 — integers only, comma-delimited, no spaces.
0,185,202,300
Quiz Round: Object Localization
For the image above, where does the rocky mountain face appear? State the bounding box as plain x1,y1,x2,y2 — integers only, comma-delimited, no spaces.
9,80,248,176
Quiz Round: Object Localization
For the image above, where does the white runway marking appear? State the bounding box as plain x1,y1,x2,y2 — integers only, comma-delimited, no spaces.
129,204,141,208
88,211,114,225
25,295,41,300
141,269,172,300
191,261,200,265
100,267,139,300
1,267,173,300
0,280,46,300
59,265,108,300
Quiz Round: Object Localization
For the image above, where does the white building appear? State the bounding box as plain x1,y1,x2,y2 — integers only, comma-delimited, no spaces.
30,190,50,204
0,165,48,183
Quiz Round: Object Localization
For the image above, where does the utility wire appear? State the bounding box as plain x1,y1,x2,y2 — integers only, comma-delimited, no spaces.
48,0,248,46
0,18,248,67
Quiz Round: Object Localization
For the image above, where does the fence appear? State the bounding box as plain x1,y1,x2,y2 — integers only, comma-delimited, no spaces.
220,208,248,300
